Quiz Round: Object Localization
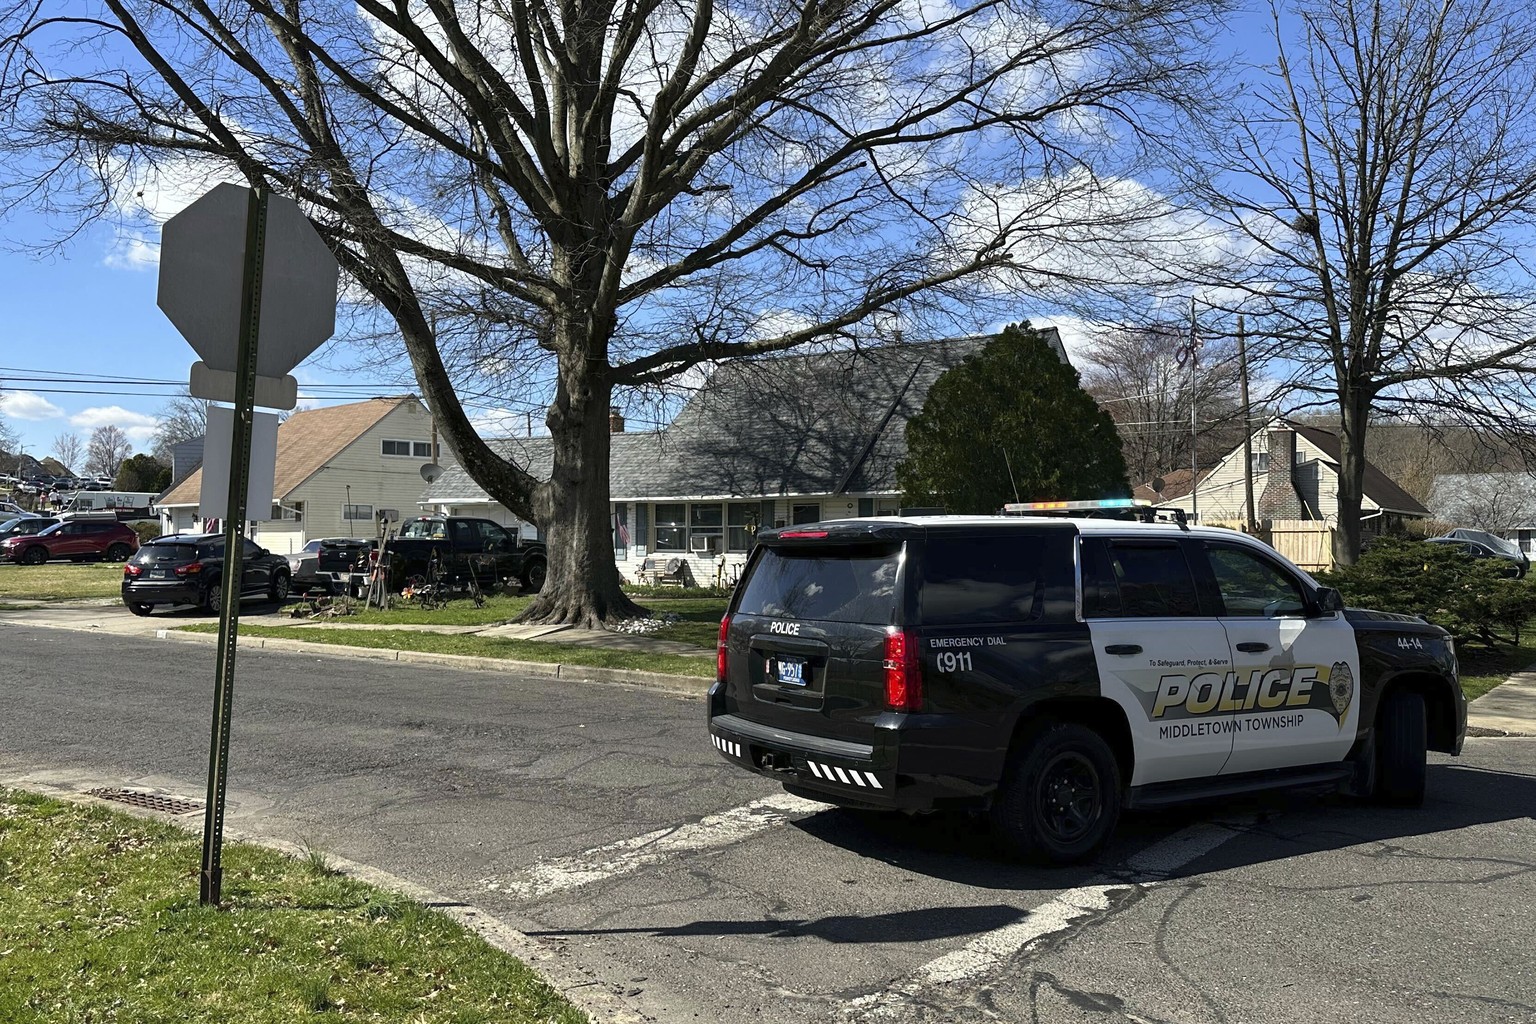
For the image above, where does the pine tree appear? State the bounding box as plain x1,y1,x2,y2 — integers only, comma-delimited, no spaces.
898,324,1130,514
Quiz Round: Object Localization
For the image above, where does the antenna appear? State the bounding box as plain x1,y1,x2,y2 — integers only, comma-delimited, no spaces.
420,463,443,484
1003,448,1020,503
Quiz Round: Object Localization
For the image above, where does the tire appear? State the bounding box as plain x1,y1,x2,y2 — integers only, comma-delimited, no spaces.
1373,690,1427,806
125,601,154,617
20,546,46,566
268,572,291,603
204,583,223,616
989,721,1122,865
522,558,547,593
106,543,131,562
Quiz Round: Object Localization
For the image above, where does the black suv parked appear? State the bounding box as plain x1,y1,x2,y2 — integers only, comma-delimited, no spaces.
122,534,291,616
709,512,1466,864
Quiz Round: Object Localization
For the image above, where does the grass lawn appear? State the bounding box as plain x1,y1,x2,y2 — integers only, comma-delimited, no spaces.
0,789,586,1024
179,623,716,676
0,561,124,602
1458,629,1536,701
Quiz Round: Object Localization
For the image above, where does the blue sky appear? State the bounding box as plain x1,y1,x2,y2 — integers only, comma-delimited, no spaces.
0,211,409,465
0,5,1278,470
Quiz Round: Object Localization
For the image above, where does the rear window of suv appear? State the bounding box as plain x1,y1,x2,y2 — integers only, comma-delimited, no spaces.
735,542,902,624
133,543,199,565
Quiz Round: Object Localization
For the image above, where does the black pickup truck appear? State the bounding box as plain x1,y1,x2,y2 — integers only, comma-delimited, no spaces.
383,515,548,593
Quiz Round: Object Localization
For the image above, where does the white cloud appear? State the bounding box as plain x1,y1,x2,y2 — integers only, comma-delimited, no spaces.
0,391,65,421
70,406,162,445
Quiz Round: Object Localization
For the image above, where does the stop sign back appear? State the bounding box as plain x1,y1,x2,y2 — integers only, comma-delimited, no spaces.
157,182,339,378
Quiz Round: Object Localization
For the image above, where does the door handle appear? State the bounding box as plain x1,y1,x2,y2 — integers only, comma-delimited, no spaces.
1235,641,1271,653
1104,644,1142,656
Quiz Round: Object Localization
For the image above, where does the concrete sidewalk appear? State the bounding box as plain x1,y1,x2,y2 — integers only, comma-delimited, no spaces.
1466,670,1536,737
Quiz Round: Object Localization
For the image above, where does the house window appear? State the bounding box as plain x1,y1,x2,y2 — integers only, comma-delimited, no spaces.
791,503,821,525
654,503,687,551
690,504,724,554
269,500,304,522
382,439,432,457
727,502,759,552
343,503,373,521
1252,451,1269,474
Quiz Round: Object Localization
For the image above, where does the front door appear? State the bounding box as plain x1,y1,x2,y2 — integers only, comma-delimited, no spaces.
1203,542,1361,773
1082,538,1237,786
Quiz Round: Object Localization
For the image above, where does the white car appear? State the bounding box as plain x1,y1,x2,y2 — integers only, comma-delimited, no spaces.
0,500,35,519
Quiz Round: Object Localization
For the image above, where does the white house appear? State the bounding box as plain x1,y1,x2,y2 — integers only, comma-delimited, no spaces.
156,396,440,554
1147,417,1429,534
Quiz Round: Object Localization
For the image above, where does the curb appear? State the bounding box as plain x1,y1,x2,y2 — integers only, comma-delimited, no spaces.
155,626,712,697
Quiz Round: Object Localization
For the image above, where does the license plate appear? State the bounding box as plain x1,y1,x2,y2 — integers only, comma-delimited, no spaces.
774,658,808,687
148,569,167,579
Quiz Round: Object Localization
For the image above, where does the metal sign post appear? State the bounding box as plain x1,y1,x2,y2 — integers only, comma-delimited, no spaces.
199,187,266,907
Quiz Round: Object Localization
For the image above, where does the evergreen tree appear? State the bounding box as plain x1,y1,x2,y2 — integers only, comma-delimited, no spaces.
898,324,1130,514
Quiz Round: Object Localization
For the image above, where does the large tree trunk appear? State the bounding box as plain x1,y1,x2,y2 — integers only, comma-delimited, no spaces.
517,317,647,628
1334,387,1372,567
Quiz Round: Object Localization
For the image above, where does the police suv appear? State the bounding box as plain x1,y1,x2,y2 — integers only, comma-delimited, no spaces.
707,502,1466,864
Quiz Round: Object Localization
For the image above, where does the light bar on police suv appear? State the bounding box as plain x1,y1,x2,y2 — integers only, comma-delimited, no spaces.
1001,498,1150,513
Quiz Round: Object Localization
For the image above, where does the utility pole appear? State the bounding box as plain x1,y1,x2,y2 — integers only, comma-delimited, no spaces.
1238,315,1256,532
1188,298,1199,523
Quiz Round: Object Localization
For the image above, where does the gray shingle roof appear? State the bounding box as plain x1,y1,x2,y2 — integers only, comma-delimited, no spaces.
423,331,1063,504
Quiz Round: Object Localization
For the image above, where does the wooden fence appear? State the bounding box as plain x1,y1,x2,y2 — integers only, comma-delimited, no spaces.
1204,519,1336,571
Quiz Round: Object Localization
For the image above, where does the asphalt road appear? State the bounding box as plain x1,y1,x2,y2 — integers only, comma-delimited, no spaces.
3,620,1534,1024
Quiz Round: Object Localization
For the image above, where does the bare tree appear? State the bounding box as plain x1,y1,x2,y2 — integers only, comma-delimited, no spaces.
150,391,207,462
1079,325,1255,487
1431,472,1536,534
0,0,1228,624
84,425,132,480
51,431,83,475
1186,0,1536,564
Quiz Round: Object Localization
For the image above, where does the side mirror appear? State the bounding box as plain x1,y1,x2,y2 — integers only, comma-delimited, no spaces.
1314,587,1344,614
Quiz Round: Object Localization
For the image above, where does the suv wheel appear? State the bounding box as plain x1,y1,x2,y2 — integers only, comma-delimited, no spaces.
990,721,1121,865
205,584,223,616
1373,690,1427,806
20,546,46,566
523,558,547,592
125,601,154,617
268,572,291,603
106,543,132,562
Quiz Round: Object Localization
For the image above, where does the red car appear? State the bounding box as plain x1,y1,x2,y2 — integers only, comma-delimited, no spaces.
1,518,139,564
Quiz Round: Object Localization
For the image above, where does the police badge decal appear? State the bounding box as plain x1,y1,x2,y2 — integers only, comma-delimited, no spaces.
1329,661,1353,729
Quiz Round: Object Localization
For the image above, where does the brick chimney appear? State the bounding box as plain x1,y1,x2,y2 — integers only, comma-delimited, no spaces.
1257,426,1304,519
609,407,625,434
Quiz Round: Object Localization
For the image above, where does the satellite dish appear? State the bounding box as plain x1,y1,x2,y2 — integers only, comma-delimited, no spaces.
1151,476,1166,494
420,463,443,484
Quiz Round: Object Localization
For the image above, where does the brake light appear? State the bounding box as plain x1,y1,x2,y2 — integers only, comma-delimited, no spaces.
779,530,828,539
370,548,380,564
717,614,731,683
175,562,204,576
123,564,141,577
884,627,922,711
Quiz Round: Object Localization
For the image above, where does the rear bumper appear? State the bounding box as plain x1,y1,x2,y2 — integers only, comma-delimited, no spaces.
707,685,1002,811
122,580,205,606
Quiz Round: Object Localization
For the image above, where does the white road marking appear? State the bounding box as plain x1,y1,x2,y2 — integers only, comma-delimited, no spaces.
847,820,1246,1018
485,792,826,900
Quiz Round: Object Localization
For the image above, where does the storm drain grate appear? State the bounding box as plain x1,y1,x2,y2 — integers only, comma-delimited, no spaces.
85,788,204,816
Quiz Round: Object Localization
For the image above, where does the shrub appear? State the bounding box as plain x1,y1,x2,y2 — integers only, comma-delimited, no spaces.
131,521,162,545
1318,537,1536,645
